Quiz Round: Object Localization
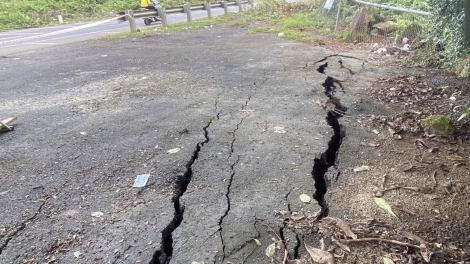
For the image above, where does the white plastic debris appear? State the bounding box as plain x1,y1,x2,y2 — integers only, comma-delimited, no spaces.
133,174,150,187
376,48,387,54
167,148,180,153
403,44,410,51
273,127,286,133
91,212,104,218
79,132,86,135
354,165,370,172
278,32,285,37
74,251,82,258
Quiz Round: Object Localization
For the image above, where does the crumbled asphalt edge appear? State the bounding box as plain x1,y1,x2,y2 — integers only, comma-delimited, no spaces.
313,59,348,218
217,77,268,262
150,119,213,264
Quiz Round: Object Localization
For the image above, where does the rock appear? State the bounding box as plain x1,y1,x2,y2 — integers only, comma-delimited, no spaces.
372,21,396,35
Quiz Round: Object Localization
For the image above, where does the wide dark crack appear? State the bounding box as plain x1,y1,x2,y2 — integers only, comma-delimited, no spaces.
0,201,45,255
150,119,213,264
312,59,349,218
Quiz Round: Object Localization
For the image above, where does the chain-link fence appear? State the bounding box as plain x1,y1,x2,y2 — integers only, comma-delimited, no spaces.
319,0,431,51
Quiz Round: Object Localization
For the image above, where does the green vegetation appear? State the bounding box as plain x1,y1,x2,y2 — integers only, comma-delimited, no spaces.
0,0,217,30
421,115,454,135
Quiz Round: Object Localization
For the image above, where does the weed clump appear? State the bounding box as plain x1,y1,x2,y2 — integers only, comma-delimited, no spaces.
421,115,454,135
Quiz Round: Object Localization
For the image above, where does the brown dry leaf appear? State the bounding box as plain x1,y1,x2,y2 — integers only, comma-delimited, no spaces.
305,243,334,264
447,154,465,161
324,217,357,239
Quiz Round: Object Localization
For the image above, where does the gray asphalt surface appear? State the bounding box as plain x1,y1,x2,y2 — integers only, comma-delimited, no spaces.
0,24,377,263
0,5,242,56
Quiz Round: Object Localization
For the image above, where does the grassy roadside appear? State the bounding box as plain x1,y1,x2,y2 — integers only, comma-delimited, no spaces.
0,0,231,31
102,0,348,44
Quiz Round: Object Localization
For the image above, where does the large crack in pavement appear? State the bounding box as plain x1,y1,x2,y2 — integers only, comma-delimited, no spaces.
150,119,213,264
312,57,348,218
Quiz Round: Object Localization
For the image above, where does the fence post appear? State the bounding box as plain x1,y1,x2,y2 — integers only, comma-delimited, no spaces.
157,7,168,27
183,4,192,22
466,0,470,45
125,10,137,32
204,3,212,19
222,1,229,15
236,0,242,12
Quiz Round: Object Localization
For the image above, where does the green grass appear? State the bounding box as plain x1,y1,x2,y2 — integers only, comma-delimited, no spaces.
100,14,239,40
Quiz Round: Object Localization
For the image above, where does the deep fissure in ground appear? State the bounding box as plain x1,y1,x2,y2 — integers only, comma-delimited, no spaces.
150,119,212,264
312,66,348,218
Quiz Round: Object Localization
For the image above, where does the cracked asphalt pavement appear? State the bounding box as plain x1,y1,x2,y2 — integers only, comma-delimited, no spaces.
0,25,380,263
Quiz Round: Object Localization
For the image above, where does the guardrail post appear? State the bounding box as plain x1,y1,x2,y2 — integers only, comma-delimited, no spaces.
125,10,137,32
157,7,168,27
204,3,212,19
236,0,242,12
183,4,192,22
222,1,229,15
248,0,254,7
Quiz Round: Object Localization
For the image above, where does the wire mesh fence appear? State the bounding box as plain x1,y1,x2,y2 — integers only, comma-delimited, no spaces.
319,0,431,51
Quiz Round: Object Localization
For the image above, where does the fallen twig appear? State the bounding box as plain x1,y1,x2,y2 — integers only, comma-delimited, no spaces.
340,237,420,250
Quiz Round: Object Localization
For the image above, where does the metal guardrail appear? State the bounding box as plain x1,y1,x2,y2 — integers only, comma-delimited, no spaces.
118,0,252,31
350,0,431,16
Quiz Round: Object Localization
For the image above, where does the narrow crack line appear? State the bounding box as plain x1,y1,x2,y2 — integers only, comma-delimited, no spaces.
0,201,46,255
218,155,240,263
150,119,213,264
314,54,366,64
214,92,222,120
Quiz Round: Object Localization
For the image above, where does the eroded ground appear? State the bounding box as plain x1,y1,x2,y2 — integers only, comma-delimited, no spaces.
1,24,468,264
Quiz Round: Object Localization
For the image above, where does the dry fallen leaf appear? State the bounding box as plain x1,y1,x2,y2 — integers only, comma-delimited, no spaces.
383,257,394,264
304,243,334,264
447,154,464,161
299,194,312,203
265,243,276,257
324,217,357,239
374,197,397,218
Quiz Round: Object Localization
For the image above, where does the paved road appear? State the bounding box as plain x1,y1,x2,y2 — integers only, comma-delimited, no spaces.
0,6,242,56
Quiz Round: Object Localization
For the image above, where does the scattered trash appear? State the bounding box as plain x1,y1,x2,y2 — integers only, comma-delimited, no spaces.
402,37,409,44
80,132,86,135
273,127,286,133
278,32,284,37
101,55,108,57
91,212,104,218
265,243,276,257
376,48,387,54
372,129,379,134
353,165,370,172
403,44,410,51
167,148,181,154
74,251,82,258
374,197,397,217
254,238,261,246
133,174,150,187
299,194,312,203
